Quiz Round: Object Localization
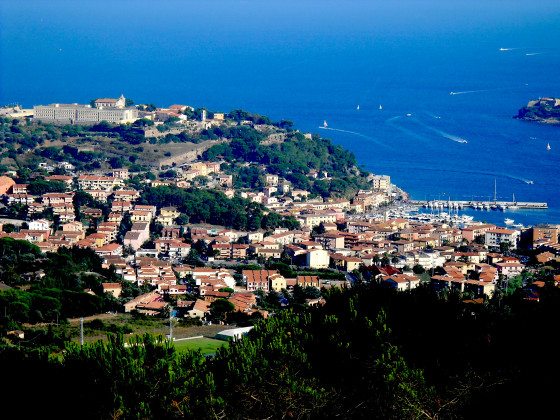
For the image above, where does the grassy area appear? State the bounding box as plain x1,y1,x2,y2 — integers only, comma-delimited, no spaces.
66,313,235,344
173,337,227,355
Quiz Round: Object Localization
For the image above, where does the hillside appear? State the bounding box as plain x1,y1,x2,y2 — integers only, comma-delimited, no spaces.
3,281,560,419
0,109,370,198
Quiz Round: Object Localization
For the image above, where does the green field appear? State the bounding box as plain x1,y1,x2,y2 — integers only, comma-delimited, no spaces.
173,337,227,354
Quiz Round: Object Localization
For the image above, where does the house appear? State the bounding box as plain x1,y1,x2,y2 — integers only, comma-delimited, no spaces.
495,262,524,278
330,253,362,272
136,300,168,316
130,210,152,223
0,176,16,195
46,175,73,186
123,222,150,250
157,207,180,226
112,168,129,179
113,190,140,201
216,175,233,186
112,200,133,213
12,184,28,194
78,175,121,190
297,275,320,288
461,224,496,242
536,251,556,264
188,299,211,319
95,243,123,257
269,273,287,292
243,270,284,292
102,282,122,298
522,224,559,248
95,95,126,108
485,228,520,248
304,248,330,269
160,284,188,296
190,162,209,177
463,279,496,297
228,292,257,313
298,212,337,229
41,193,73,206
124,292,161,313
162,227,181,239
28,219,51,231
266,174,279,186
380,274,420,291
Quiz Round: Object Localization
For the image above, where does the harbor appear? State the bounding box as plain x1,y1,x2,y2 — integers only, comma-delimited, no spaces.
410,200,548,210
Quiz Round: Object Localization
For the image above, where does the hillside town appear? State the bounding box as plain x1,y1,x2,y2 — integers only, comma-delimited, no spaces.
1,97,560,327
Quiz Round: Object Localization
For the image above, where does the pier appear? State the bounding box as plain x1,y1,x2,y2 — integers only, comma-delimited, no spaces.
410,200,548,210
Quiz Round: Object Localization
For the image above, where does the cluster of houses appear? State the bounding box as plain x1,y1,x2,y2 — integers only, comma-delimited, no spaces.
2,153,560,319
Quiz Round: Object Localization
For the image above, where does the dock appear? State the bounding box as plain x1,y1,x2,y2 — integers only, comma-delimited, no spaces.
410,200,548,210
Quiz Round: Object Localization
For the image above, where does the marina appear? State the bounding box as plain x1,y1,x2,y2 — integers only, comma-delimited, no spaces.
410,199,548,210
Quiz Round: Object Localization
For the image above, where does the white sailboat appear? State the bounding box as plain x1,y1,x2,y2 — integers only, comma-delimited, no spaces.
547,143,551,151
509,193,518,210
323,120,328,128
379,105,382,110
357,105,360,110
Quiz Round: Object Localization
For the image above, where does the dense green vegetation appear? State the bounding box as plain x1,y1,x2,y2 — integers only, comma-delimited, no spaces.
139,185,300,231
204,130,370,197
516,99,560,122
2,111,370,198
173,337,226,354
3,281,560,418
0,240,136,325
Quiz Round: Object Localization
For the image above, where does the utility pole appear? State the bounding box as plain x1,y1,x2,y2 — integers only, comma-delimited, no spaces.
169,307,173,341
80,317,84,345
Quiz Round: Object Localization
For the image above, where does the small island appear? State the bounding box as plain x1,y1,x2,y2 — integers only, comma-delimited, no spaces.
515,97,560,124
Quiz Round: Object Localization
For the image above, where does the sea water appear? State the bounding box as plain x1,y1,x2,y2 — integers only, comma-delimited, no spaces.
1,0,559,226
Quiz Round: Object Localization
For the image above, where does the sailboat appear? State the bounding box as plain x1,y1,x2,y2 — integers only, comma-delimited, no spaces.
509,193,518,210
357,105,360,110
379,105,382,110
547,143,551,151
323,120,328,128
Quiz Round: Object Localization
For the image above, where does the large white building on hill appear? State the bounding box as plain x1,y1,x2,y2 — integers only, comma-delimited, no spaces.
33,95,137,123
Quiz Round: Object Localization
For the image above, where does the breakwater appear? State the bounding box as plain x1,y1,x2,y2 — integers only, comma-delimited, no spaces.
410,200,547,210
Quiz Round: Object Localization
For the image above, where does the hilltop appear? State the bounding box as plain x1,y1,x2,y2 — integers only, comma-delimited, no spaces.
515,97,560,124
0,106,370,199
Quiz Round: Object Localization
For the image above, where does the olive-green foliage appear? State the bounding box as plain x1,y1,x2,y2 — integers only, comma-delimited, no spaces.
1,286,438,419
204,130,358,178
27,179,67,195
140,185,299,231
0,244,118,324
5,274,560,418
0,237,42,271
203,128,369,197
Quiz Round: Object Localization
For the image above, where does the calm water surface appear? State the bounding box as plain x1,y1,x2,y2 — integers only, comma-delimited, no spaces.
1,0,559,225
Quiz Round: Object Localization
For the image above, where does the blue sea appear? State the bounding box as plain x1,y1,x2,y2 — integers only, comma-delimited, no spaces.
2,0,560,226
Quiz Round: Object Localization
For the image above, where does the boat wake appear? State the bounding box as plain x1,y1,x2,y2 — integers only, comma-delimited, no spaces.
372,162,533,187
526,52,544,56
412,116,468,144
385,117,435,146
499,48,517,51
318,126,390,149
449,84,528,95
